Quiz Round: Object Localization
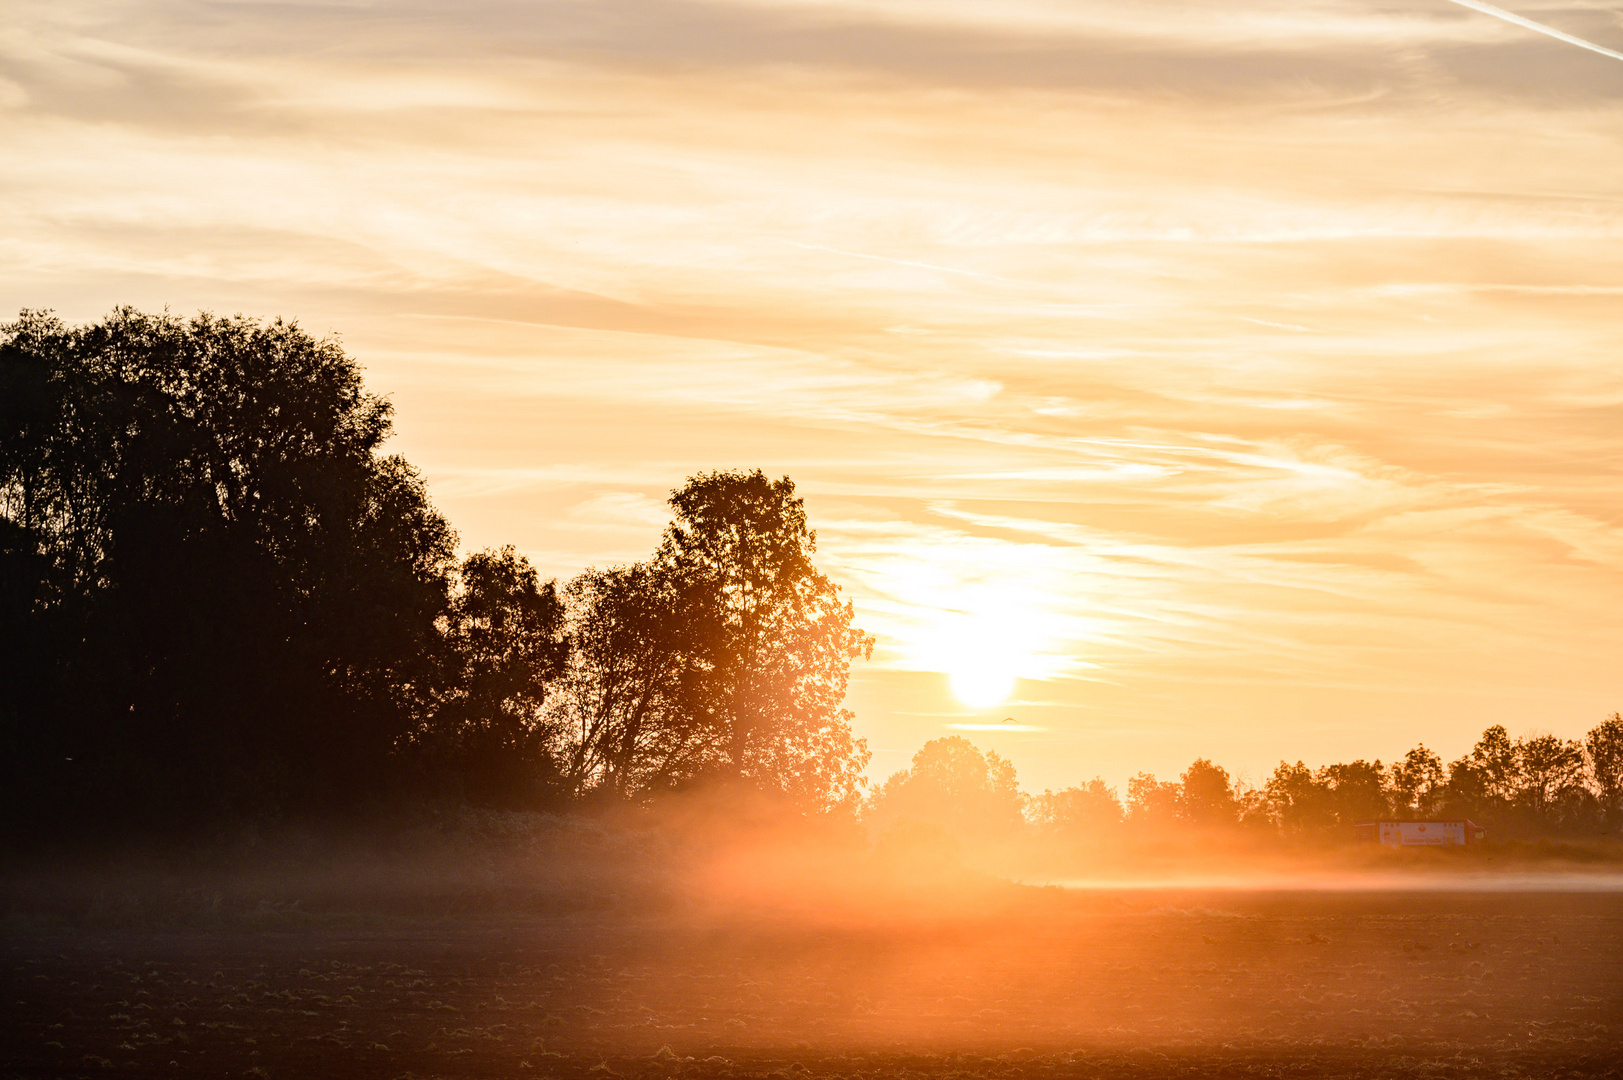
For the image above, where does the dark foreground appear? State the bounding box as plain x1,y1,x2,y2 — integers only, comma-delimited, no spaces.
5,889,1622,1079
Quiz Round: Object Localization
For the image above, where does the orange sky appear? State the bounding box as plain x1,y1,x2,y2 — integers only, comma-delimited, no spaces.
4,0,1622,793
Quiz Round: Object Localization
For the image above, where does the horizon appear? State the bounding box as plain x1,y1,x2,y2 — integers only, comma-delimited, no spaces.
5,0,1623,794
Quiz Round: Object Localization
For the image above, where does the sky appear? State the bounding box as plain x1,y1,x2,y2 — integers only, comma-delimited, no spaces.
4,0,1622,794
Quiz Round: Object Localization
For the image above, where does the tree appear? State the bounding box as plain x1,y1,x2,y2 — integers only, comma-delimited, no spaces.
1317,759,1390,827
1466,725,1519,803
1179,758,1239,827
1586,713,1623,830
546,561,718,799
868,736,1025,840
1261,761,1333,834
1514,732,1586,824
1388,745,1445,817
423,546,568,807
869,737,1019,838
657,470,873,812
1030,778,1123,836
1126,772,1182,827
0,308,457,831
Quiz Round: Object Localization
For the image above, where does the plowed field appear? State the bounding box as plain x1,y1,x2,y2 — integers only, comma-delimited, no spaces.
5,889,1621,1079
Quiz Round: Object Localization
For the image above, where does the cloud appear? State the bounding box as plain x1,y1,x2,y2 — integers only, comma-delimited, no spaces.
5,0,1623,791
1442,0,1623,63
948,723,1048,732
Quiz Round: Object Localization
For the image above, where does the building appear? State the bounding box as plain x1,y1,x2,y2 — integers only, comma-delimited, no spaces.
1353,820,1485,847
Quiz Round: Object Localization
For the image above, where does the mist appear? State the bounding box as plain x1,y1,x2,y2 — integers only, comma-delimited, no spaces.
5,313,1622,1075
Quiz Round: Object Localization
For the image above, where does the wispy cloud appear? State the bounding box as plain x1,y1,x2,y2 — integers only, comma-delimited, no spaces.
1443,0,1623,63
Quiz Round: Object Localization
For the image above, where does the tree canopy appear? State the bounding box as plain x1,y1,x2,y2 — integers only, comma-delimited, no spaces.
0,312,876,836
1,308,456,832
546,470,874,813
867,736,1024,841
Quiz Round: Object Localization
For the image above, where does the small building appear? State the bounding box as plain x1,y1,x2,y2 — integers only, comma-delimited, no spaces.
1353,820,1485,847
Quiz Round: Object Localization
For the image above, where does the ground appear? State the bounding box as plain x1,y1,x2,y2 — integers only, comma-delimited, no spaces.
4,887,1622,1079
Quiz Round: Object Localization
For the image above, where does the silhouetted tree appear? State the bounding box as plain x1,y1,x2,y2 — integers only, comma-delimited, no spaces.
0,308,456,832
1439,726,1600,834
1317,759,1390,827
1587,713,1623,831
418,546,568,807
658,470,873,812
1459,725,1520,804
547,561,716,799
1515,732,1586,825
1179,758,1239,827
1261,761,1333,834
1388,744,1446,817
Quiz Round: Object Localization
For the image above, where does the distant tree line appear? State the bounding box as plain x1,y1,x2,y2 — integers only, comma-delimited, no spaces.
0,309,871,840
877,719,1623,848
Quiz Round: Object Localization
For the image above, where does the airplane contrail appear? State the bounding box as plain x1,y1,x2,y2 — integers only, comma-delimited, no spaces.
1444,0,1623,63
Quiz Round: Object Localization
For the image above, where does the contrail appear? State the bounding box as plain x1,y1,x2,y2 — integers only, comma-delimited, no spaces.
1444,0,1623,63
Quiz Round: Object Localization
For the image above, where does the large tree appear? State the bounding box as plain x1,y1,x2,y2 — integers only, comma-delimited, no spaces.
542,470,872,812
657,470,873,812
1126,772,1183,827
1260,761,1334,834
1462,724,1520,803
1316,759,1391,828
0,308,456,831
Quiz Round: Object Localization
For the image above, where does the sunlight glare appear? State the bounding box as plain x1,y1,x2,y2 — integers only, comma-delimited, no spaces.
950,666,1016,709
916,583,1057,711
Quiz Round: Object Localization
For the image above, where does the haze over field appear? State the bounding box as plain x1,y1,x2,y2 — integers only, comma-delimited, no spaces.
4,0,1622,790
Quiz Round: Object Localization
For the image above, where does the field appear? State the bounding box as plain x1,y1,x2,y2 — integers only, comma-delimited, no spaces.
6,885,1622,1079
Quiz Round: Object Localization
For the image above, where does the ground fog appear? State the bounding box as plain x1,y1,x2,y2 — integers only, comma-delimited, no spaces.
6,808,1623,1079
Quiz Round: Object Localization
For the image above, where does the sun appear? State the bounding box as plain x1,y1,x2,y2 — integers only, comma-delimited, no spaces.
950,666,1016,710
910,582,1052,711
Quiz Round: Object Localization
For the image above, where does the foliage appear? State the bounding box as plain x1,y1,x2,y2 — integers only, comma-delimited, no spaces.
1515,733,1586,822
1439,725,1599,834
1461,724,1520,803
7,309,1621,850
1126,771,1183,827
868,736,1024,841
1260,761,1333,834
539,471,874,813
420,546,569,807
1387,744,1445,817
1178,758,1239,827
1012,715,1623,847
547,561,715,799
1029,778,1123,836
0,312,878,834
654,469,874,813
1587,714,1623,829
1316,760,1389,828
0,308,456,831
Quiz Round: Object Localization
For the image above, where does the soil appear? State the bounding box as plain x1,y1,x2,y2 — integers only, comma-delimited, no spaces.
5,888,1622,1079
